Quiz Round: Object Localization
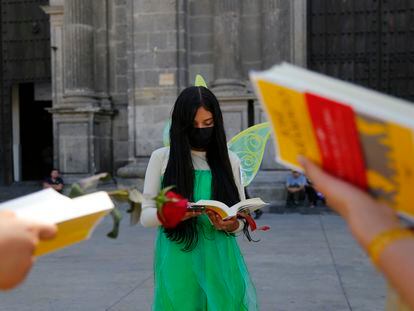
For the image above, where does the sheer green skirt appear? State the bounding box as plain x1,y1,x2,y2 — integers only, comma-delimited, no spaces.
153,170,258,311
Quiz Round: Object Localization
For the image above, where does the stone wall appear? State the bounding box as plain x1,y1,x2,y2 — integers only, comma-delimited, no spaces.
120,0,307,172
43,0,307,182
127,0,185,160
108,0,129,170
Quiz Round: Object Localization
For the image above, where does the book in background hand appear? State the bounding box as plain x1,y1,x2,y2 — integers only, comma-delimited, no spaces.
0,189,114,256
190,198,267,220
250,63,414,223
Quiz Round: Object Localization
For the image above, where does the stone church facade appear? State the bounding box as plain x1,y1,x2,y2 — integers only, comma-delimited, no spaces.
3,0,411,202
0,0,306,190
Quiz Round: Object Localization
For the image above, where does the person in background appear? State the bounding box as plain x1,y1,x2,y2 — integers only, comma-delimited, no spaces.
285,170,307,207
43,169,64,193
301,157,414,310
0,211,57,290
305,178,319,208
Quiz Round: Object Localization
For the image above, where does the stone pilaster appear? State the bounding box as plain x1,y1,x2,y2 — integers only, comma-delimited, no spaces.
211,0,246,94
44,0,114,181
63,0,96,105
261,0,291,68
261,0,307,68
93,0,111,109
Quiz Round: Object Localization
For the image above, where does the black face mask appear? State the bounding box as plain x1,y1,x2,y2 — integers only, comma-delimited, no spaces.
188,127,214,149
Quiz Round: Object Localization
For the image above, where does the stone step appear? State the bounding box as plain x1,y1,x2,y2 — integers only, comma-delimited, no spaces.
265,202,333,215
0,182,42,203
247,170,289,205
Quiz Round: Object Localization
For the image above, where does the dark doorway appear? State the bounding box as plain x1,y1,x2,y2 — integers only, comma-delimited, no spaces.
19,83,53,181
308,0,414,101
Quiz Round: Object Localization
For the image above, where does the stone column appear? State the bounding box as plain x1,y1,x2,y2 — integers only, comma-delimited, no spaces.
290,0,307,67
259,0,307,171
261,0,291,69
211,0,246,94
261,0,307,68
93,0,111,110
63,0,96,105
44,0,113,181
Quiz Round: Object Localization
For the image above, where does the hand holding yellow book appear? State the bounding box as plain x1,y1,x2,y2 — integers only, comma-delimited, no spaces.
250,63,414,222
0,189,114,256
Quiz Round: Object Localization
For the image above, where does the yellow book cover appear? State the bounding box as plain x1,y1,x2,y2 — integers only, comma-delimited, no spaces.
250,63,414,222
0,189,114,256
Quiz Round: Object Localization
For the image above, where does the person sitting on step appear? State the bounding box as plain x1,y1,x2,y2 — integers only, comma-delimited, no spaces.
285,170,307,207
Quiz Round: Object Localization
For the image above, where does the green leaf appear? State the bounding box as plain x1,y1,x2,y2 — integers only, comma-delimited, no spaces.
108,190,129,202
160,185,175,196
107,207,123,239
68,183,85,198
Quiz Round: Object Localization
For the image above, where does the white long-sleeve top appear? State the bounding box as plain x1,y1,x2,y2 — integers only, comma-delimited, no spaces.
140,147,246,233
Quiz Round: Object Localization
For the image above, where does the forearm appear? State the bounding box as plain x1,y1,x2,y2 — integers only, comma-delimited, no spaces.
378,239,414,309
140,201,161,227
347,204,414,308
140,150,163,228
51,184,63,191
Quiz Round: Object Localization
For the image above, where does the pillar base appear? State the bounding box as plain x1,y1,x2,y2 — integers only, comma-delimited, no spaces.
211,79,247,96
48,106,114,180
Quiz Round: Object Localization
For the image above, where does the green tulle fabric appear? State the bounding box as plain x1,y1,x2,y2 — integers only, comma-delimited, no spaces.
153,170,258,311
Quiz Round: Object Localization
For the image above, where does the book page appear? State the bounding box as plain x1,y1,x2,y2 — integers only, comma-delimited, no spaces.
0,189,114,256
0,189,113,224
262,63,414,129
192,200,235,219
233,198,266,214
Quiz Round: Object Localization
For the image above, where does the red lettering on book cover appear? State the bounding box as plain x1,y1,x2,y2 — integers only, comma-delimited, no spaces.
305,93,368,190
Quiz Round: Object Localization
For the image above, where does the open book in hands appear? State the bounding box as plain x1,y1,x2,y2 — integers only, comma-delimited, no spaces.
189,197,267,220
0,189,114,256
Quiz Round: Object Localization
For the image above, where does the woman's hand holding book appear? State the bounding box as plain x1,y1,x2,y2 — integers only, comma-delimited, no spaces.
206,211,239,232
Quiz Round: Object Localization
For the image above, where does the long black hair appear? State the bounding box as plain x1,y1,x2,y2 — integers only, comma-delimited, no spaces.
162,86,240,251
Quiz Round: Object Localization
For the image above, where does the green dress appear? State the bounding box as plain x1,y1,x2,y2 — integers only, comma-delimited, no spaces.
153,170,258,311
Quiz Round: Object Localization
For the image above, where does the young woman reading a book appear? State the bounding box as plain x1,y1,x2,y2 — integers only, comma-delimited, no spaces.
141,86,258,310
301,157,414,310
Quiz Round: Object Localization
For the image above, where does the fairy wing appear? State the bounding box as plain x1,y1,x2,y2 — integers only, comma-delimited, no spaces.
195,74,208,88
163,118,171,147
227,122,271,187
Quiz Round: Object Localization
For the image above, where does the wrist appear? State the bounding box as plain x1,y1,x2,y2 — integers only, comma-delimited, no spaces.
229,222,240,232
348,202,401,249
367,227,414,268
225,220,240,232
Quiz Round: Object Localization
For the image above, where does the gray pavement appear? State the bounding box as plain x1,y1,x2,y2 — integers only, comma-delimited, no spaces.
0,214,386,311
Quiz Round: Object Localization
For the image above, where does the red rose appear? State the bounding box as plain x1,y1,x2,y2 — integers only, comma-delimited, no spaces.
156,191,188,228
